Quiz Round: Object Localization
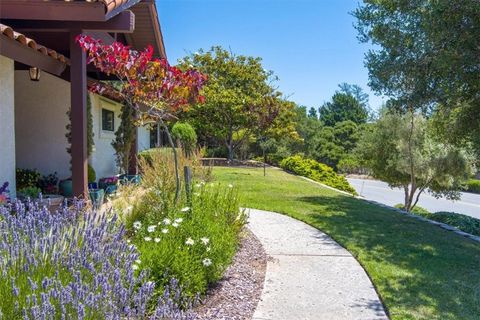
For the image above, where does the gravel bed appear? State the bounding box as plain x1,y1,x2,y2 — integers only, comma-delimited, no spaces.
195,228,267,320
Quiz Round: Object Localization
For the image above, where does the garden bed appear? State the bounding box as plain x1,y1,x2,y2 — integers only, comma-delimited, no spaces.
195,228,267,320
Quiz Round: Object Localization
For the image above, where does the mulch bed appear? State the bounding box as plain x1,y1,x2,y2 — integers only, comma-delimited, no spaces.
195,228,267,320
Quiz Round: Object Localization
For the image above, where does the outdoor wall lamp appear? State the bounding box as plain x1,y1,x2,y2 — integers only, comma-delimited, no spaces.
29,67,41,81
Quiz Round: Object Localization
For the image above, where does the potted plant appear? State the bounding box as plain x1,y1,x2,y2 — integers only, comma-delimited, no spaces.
99,176,119,195
59,165,96,198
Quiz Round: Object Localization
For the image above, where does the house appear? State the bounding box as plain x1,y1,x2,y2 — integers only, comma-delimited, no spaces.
0,0,166,199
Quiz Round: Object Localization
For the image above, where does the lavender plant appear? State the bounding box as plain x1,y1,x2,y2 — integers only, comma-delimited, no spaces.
0,199,195,320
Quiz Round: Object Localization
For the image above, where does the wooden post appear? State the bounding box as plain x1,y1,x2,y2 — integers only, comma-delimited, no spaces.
70,30,88,198
184,166,192,203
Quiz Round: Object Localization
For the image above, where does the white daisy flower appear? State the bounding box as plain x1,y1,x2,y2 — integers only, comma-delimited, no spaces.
133,221,142,230
185,237,195,246
154,238,161,243
174,218,183,223
163,218,171,225
172,222,179,228
206,247,211,252
202,258,212,267
144,237,152,242
200,237,210,245
161,228,168,234
135,259,141,264
180,207,190,212
228,184,233,188
127,239,131,243
147,225,156,233
132,264,139,270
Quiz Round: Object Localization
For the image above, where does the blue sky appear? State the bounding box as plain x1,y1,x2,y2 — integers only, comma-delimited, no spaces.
156,0,385,111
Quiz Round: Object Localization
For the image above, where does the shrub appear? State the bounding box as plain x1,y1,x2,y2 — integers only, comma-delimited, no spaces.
17,186,41,199
394,204,431,216
280,155,357,195
428,212,480,236
171,122,197,157
16,168,41,190
114,149,245,299
0,200,194,319
337,156,364,175
394,204,480,236
464,179,480,194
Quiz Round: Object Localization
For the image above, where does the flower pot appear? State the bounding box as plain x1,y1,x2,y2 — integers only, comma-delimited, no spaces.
89,188,105,209
42,194,65,212
119,174,141,185
59,179,73,197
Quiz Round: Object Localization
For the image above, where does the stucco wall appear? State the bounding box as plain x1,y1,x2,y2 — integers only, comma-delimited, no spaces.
137,125,151,152
0,56,16,199
90,94,122,179
15,71,71,180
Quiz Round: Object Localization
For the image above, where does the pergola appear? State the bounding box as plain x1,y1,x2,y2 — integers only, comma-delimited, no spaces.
0,0,166,197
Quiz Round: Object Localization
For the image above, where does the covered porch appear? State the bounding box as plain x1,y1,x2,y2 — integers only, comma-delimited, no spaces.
0,0,166,199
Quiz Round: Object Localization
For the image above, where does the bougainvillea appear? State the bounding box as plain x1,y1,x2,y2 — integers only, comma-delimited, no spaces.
76,35,207,120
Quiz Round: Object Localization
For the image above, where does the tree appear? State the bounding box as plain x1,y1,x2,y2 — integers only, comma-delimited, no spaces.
307,107,318,119
354,0,480,154
319,90,369,126
112,103,136,174
356,110,473,212
338,83,369,109
171,122,197,157
76,35,206,203
177,46,281,160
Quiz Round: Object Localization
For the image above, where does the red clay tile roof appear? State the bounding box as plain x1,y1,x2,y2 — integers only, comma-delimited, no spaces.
64,0,137,15
0,24,68,63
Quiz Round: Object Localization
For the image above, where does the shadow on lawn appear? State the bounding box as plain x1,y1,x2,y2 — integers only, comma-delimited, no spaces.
297,195,480,319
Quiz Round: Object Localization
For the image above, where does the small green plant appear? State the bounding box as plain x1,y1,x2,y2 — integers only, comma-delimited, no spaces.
17,186,41,199
16,168,41,190
280,155,357,195
171,122,197,157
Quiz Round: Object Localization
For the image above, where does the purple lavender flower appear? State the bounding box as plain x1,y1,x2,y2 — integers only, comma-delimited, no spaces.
0,199,196,319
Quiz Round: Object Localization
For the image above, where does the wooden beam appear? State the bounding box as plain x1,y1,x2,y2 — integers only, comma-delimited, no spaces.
0,1,106,21
70,31,88,198
106,0,142,20
0,34,66,76
3,11,135,34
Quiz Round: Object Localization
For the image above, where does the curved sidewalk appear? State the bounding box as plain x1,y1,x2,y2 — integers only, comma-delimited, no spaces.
248,209,388,320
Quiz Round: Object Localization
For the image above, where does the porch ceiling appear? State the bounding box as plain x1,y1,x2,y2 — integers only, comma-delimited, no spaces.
0,24,67,75
0,0,141,21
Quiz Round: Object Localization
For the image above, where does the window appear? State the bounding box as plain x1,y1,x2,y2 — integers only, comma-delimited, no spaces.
102,108,114,132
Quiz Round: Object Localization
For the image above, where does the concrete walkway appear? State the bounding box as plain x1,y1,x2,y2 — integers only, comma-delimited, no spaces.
248,209,388,320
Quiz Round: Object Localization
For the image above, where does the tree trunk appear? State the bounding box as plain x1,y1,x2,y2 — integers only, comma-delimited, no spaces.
226,130,234,161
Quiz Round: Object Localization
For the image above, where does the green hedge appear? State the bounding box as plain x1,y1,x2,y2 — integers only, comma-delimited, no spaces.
464,179,480,194
280,155,357,195
394,204,480,237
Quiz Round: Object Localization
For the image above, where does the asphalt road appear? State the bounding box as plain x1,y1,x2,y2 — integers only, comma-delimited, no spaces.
347,178,480,219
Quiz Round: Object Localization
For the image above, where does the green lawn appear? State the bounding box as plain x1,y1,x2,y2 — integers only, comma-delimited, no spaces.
213,167,480,320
